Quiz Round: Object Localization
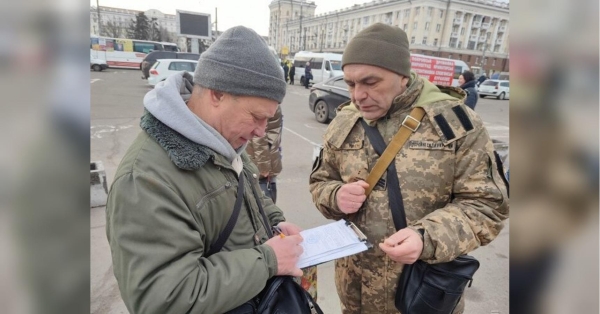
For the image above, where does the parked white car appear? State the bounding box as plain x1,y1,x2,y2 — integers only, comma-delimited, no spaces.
90,55,108,71
147,59,198,86
478,79,510,100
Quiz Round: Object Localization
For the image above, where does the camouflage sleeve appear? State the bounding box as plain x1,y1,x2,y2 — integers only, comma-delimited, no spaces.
248,135,271,175
309,142,346,220
409,126,509,263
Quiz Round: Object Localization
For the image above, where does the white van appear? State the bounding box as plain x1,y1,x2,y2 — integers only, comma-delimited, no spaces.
292,51,343,85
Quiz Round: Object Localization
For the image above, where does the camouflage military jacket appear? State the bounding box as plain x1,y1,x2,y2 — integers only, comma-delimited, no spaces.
246,105,283,179
309,73,509,314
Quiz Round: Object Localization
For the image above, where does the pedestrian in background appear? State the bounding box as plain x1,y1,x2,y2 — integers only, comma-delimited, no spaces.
477,72,487,86
246,105,283,203
289,62,295,85
304,61,312,89
282,62,289,84
459,70,479,110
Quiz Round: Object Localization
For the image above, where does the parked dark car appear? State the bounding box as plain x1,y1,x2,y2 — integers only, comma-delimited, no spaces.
308,75,350,123
141,52,201,79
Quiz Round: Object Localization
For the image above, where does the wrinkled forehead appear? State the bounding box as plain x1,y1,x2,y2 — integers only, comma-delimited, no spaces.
343,64,389,82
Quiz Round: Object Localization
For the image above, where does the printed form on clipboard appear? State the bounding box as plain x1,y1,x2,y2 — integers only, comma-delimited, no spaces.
297,219,372,269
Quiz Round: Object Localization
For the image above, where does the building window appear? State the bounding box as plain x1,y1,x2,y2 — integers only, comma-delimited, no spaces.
467,55,471,62
422,36,427,45
403,23,408,31
436,24,441,32
492,58,496,66
460,27,465,35
427,7,433,16
413,22,418,30
425,22,430,30
458,54,463,60
475,57,479,64
363,16,370,25
405,9,410,17
411,36,415,44
433,38,438,46
440,10,444,18
448,54,452,59
415,7,420,16
458,41,462,48
484,58,488,65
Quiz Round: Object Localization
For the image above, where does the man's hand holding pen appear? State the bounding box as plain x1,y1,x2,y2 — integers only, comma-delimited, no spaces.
265,222,304,276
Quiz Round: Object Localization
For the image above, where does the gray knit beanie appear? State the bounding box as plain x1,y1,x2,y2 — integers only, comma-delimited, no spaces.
194,26,286,103
342,23,411,77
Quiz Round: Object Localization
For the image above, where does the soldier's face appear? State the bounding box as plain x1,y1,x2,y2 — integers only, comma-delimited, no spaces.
343,64,409,120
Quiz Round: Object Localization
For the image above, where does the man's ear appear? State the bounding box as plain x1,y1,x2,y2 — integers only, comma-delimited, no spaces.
401,76,410,87
210,89,225,103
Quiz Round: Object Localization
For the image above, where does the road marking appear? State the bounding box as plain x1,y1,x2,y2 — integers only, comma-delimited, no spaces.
91,79,101,84
284,127,321,147
91,125,133,139
303,123,326,130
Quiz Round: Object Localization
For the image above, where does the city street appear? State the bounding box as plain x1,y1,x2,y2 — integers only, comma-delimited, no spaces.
91,69,509,314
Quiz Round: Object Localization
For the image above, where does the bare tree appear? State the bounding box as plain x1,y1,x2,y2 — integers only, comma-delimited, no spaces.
101,20,122,38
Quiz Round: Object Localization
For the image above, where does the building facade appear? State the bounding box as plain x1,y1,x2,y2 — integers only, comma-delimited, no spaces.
268,0,509,73
90,6,184,47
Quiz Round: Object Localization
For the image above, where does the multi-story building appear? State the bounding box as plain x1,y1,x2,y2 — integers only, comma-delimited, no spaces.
268,0,509,73
90,6,185,49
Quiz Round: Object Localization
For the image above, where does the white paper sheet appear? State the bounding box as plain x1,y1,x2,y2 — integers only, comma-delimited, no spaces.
297,220,370,268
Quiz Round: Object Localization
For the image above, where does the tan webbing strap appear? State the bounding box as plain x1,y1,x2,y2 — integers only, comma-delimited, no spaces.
365,107,426,196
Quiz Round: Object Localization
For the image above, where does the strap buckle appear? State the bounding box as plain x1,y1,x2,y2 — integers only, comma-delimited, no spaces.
402,115,421,132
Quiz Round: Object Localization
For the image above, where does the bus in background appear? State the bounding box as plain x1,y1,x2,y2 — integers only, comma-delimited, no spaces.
410,54,470,87
292,51,343,86
161,42,179,52
90,35,176,69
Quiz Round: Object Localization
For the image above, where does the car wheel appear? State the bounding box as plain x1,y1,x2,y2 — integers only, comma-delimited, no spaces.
315,100,329,123
480,94,485,98
498,92,505,100
92,64,102,72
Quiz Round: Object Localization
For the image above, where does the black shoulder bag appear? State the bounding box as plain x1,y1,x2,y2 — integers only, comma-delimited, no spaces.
207,172,323,314
361,110,480,314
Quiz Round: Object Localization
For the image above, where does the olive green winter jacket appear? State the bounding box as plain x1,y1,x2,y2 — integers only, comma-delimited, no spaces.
106,112,285,314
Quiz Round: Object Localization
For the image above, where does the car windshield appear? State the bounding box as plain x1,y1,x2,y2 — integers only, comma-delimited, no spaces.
482,81,498,86
330,60,342,71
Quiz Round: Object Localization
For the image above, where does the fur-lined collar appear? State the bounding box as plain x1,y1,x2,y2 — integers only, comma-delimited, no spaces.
140,111,214,170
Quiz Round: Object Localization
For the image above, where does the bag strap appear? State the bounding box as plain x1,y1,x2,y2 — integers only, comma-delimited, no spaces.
207,170,276,258
363,107,426,196
206,173,246,256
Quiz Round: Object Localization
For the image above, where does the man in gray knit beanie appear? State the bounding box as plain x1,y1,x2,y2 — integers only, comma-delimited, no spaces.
194,25,286,103
108,25,306,314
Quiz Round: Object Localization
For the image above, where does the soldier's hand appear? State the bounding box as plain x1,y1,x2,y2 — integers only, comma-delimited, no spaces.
264,234,304,277
336,180,369,214
379,228,424,264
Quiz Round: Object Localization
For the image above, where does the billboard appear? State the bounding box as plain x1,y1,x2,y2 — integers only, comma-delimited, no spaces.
177,10,212,40
410,55,455,86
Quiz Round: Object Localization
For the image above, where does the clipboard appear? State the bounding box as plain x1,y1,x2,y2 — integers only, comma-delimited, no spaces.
296,219,372,269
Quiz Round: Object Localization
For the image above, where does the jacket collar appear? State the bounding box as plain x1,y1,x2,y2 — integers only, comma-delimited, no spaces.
140,111,217,171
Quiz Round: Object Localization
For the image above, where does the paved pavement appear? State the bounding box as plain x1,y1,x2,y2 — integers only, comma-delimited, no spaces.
91,69,509,314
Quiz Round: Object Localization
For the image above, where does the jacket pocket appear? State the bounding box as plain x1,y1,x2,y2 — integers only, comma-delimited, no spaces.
196,181,233,210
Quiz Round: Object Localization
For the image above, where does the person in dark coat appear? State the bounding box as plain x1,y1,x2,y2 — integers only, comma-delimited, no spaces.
282,62,289,83
304,62,312,89
459,70,478,110
288,62,295,85
477,73,487,86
